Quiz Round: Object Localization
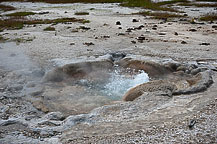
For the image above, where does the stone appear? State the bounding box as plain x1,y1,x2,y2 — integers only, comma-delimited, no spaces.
123,80,177,101
181,41,187,44
189,29,197,32
132,19,139,22
212,25,217,29
190,68,201,75
83,42,94,46
199,43,210,46
116,21,121,25
176,65,187,72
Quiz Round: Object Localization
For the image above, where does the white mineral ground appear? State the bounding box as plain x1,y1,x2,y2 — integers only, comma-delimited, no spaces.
0,1,216,144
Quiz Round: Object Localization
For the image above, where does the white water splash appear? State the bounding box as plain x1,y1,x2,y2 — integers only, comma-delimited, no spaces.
103,70,149,99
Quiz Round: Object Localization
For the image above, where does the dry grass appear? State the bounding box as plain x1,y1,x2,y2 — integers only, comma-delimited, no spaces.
135,11,185,19
179,2,217,7
75,12,89,15
0,0,187,12
0,4,16,11
199,13,217,21
43,26,56,31
0,17,90,31
6,12,37,16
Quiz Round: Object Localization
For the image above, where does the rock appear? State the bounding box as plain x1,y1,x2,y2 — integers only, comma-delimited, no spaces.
188,119,196,129
131,41,136,44
158,32,166,35
126,28,133,32
176,65,187,72
78,26,90,30
184,14,188,16
212,25,217,29
123,80,176,101
39,12,49,15
110,52,126,61
70,43,75,45
173,70,213,95
165,62,180,71
190,68,201,75
132,19,139,22
174,32,178,35
116,21,121,25
117,33,125,36
118,27,122,29
181,41,187,44
83,42,94,46
137,36,146,41
189,29,197,32
199,42,210,46
152,27,157,30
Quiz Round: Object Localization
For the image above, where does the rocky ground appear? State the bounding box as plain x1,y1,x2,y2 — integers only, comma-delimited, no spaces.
0,1,217,144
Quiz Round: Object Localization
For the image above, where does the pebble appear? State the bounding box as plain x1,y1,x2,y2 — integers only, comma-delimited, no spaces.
116,21,121,25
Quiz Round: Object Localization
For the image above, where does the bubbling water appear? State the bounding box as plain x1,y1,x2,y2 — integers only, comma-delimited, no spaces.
103,69,149,100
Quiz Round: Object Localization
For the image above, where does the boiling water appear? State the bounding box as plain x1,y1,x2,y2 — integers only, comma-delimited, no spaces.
102,69,149,100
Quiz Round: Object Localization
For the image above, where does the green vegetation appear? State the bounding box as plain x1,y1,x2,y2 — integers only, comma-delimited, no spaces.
199,13,217,21
43,26,56,31
75,12,89,15
121,0,188,12
136,11,185,19
6,12,37,16
179,2,217,7
195,0,217,2
0,4,16,11
0,17,90,31
0,0,188,12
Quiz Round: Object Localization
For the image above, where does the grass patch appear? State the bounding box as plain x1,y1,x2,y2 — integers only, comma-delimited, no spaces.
6,12,37,16
0,4,16,11
179,2,217,7
121,0,188,12
75,12,89,15
43,26,56,31
199,13,217,21
195,0,217,2
0,0,124,3
0,17,90,30
135,11,185,19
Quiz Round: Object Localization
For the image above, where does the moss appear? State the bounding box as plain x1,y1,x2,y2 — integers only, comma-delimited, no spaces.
43,26,56,31
0,17,89,30
75,12,89,15
0,4,16,11
199,13,217,21
6,12,37,16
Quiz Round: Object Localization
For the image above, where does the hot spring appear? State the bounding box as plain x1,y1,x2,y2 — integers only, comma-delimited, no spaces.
39,53,212,116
